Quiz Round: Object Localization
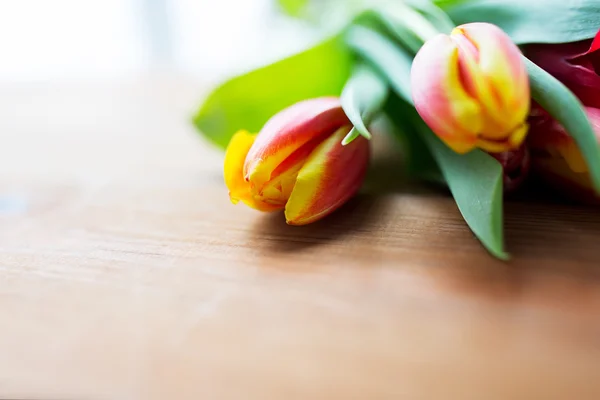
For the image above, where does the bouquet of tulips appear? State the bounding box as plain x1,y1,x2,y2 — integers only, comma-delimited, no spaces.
194,0,600,259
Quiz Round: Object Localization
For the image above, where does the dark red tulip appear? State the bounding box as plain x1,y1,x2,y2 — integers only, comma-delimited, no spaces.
525,29,600,203
526,30,600,108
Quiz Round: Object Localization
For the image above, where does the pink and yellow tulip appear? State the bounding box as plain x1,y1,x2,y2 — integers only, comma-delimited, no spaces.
411,22,530,154
224,97,370,225
528,105,600,203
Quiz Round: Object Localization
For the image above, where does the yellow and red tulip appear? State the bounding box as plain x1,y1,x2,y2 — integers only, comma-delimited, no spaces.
526,29,600,108
528,104,600,203
411,22,530,154
224,97,370,225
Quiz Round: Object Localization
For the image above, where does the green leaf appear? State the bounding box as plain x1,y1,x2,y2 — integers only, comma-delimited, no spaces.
432,0,467,7
402,0,455,35
345,25,414,103
347,9,424,53
194,35,352,148
275,0,388,29
384,96,440,180
341,64,389,145
415,117,508,260
276,0,309,16
443,0,600,44
373,11,425,53
372,0,454,53
525,56,600,194
346,15,507,258
386,89,506,258
354,17,507,257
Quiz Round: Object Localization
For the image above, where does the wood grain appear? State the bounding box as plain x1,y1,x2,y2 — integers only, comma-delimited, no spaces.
1,75,600,400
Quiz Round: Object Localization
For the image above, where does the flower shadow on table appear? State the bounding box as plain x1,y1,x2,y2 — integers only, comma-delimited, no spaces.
250,133,445,253
251,128,600,277
250,163,600,308
429,182,600,306
250,194,391,253
505,206,600,269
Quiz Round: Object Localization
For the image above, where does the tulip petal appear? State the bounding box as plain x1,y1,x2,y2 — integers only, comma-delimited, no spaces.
457,23,530,138
244,97,350,189
526,30,600,108
529,106,600,175
533,156,598,203
413,23,530,154
589,32,600,73
587,29,600,56
411,34,483,153
224,130,282,212
527,104,573,148
254,132,326,206
285,126,369,225
572,29,600,74
558,141,588,173
529,105,600,202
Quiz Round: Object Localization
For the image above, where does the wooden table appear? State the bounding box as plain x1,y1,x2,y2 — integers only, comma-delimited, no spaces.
2,75,600,399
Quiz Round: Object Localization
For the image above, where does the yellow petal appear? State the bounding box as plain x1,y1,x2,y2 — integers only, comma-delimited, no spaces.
508,123,529,148
224,130,282,212
455,23,530,142
558,141,588,173
476,123,528,153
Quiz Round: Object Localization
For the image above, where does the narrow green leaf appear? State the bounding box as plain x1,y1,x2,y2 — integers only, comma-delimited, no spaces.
342,128,361,146
415,118,508,260
347,17,508,259
194,36,352,148
402,0,455,34
525,56,600,194
443,0,600,44
373,0,454,53
346,9,424,53
374,11,424,54
345,25,414,103
386,91,506,258
341,64,388,144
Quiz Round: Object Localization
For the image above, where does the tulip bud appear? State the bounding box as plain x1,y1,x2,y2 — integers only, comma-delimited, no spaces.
526,30,600,108
411,23,530,154
224,97,370,225
528,104,600,203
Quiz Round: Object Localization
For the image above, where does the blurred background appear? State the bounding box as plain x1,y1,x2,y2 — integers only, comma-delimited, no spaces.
0,0,322,85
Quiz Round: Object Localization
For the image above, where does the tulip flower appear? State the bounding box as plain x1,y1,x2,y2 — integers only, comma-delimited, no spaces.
411,22,530,154
525,29,600,203
224,97,370,225
528,104,600,203
526,30,600,108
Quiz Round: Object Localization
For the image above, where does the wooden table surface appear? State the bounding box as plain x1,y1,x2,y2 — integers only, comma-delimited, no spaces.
2,75,600,399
